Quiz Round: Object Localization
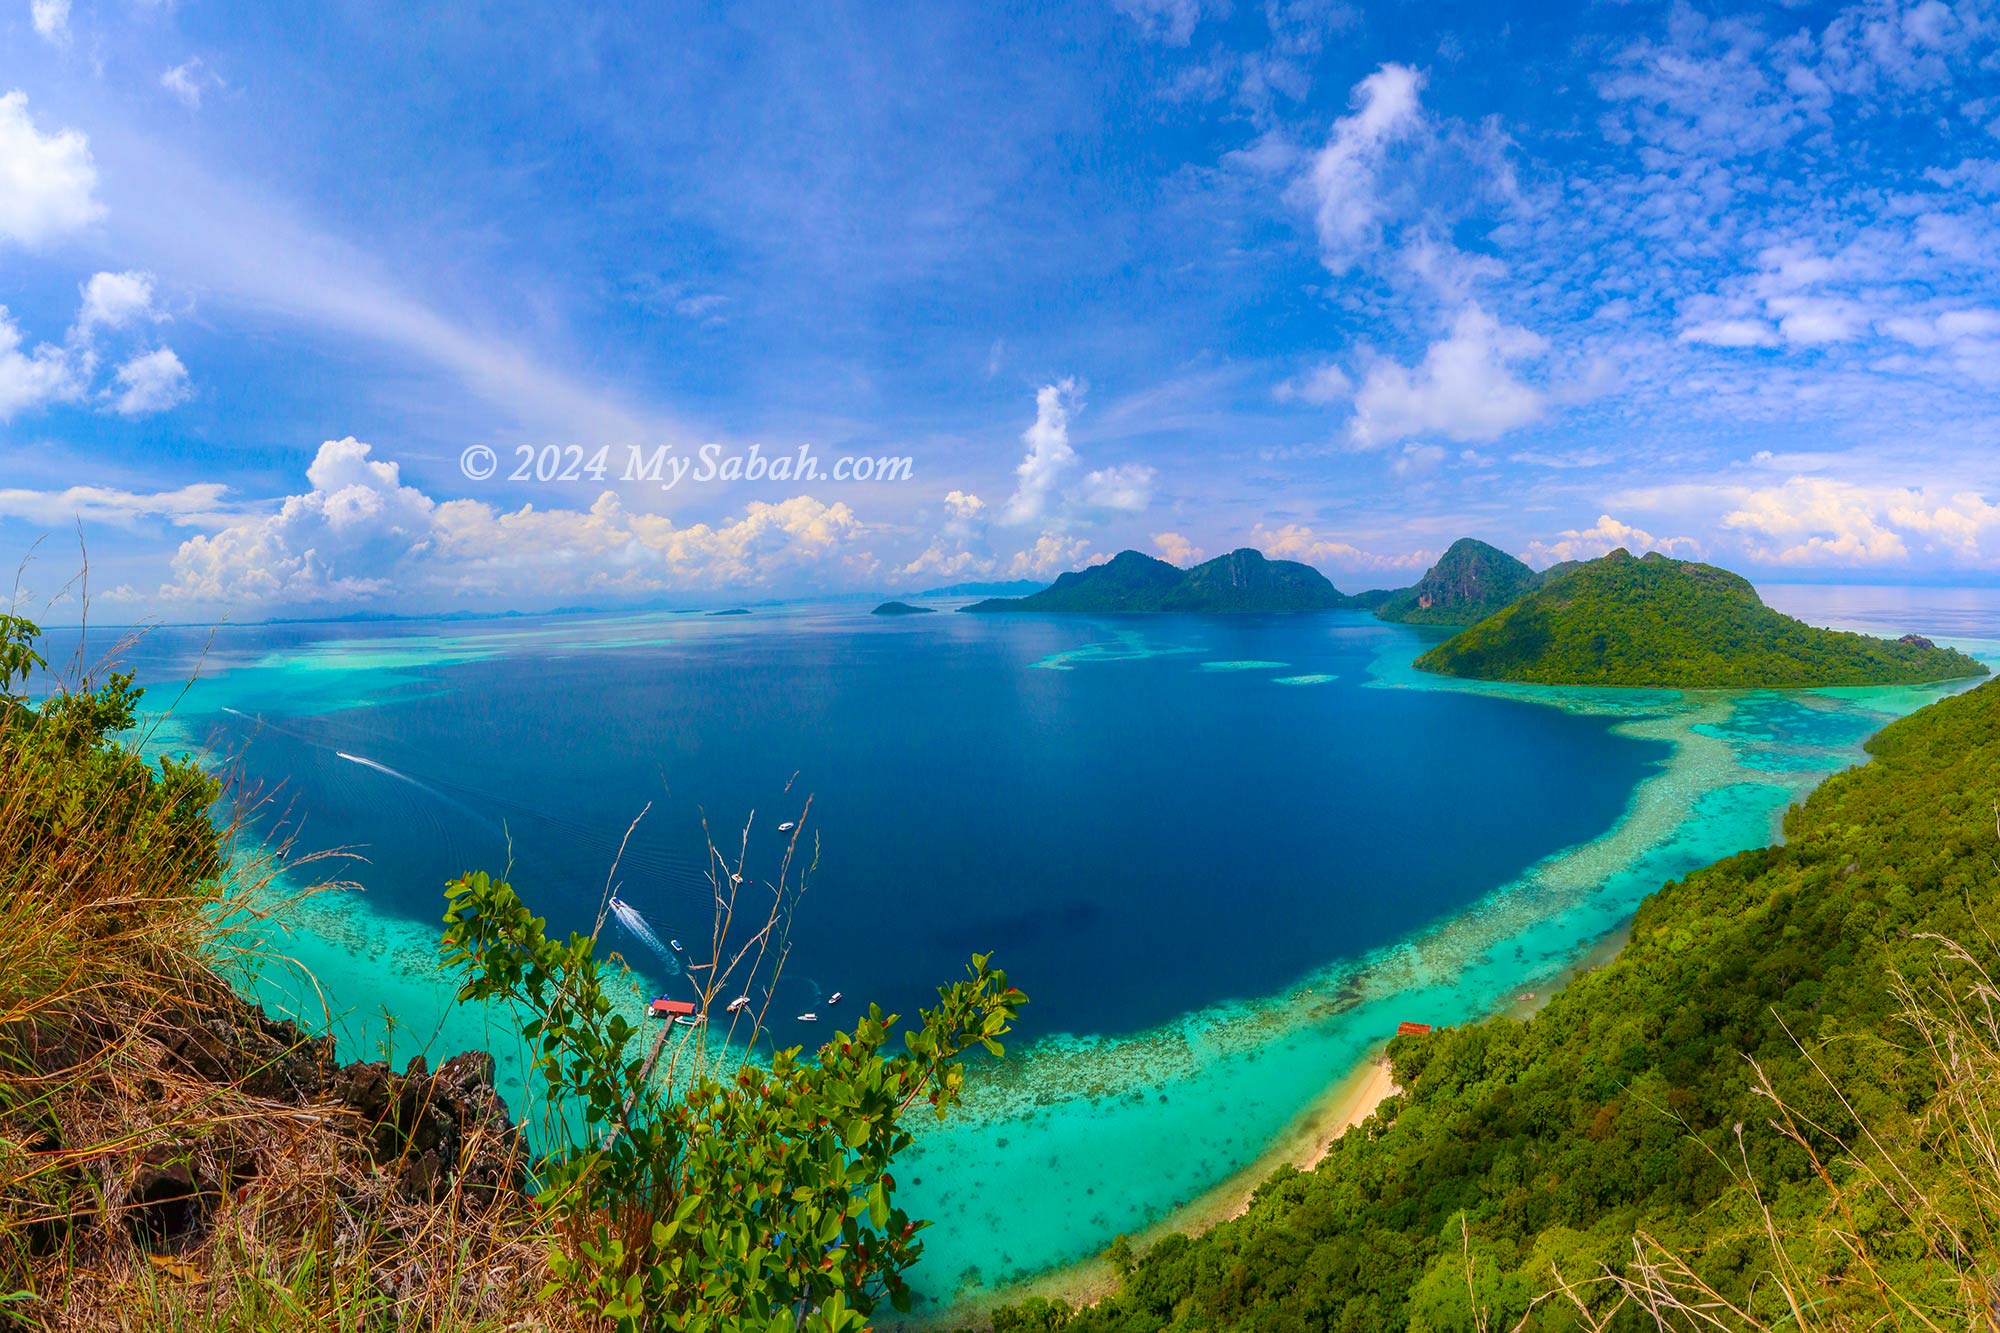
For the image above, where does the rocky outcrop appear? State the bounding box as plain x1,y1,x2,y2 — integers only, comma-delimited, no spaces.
5,977,526,1261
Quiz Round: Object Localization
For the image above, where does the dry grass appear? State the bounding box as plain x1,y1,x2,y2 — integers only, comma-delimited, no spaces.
0,631,581,1331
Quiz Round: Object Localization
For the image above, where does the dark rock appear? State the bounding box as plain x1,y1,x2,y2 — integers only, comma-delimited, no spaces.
1898,633,1937,650
128,1146,219,1252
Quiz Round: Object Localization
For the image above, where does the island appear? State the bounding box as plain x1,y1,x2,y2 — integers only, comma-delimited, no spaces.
1374,537,1543,626
708,607,751,616
915,578,1046,598
870,601,936,616
1415,548,1988,687
961,548,1380,614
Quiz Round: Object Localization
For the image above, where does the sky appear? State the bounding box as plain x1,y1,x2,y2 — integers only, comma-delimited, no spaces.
2,0,1999,619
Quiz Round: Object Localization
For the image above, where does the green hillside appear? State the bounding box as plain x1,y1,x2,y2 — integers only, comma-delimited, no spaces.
1415,549,1986,687
1375,537,1541,626
1002,677,2000,1333
963,548,1364,613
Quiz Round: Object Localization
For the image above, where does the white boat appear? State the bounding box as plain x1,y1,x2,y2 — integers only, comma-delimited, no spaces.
726,996,751,1012
826,992,842,1006
674,1014,704,1027
797,1012,818,1022
779,821,796,832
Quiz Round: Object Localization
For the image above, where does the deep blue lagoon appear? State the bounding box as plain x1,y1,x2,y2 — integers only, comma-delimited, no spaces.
117,607,1655,1040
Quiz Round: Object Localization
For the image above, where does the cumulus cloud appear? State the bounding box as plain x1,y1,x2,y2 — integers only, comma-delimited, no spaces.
900,489,997,580
1079,463,1156,512
1719,477,2000,565
165,437,877,604
1003,380,1081,525
1008,532,1099,578
1289,63,1426,273
1522,515,1701,566
1349,305,1547,447
1250,522,1433,573
1000,379,1154,525
110,347,192,416
1154,532,1204,566
0,307,79,419
0,91,104,247
76,271,161,335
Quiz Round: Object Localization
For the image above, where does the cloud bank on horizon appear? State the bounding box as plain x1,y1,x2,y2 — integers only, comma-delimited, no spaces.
2,0,1999,616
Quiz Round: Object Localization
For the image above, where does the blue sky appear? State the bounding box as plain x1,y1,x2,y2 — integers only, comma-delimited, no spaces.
2,0,1998,618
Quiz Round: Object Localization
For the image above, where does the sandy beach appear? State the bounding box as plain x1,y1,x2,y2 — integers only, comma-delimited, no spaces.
925,919,1647,1328
929,1046,1404,1323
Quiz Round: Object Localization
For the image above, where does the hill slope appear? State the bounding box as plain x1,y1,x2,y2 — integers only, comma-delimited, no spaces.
963,548,1362,613
1415,549,1987,687
1008,677,2000,1333
1374,538,1541,626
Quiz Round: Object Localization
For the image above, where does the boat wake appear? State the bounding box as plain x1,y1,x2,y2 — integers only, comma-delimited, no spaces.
609,896,682,974
334,751,423,785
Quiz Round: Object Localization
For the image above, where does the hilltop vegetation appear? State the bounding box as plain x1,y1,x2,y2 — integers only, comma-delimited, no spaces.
1416,549,1986,688
963,548,1374,614
1375,538,1541,626
1002,676,2000,1333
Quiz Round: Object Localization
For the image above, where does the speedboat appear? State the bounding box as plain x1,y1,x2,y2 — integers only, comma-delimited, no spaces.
725,996,751,1012
674,1014,704,1027
826,992,842,1006
797,1012,818,1022
779,821,796,832
670,938,684,951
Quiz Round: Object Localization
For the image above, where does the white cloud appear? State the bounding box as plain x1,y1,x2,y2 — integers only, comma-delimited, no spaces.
1289,63,1426,273
111,347,192,416
1080,462,1156,512
1003,379,1081,525
30,0,68,45
76,271,160,335
1522,514,1701,566
1679,318,1780,348
900,489,996,579
165,437,877,604
1719,477,2000,565
1390,442,1446,478
1250,522,1433,573
998,380,1155,525
1008,532,1098,578
1154,532,1204,566
160,59,223,109
0,481,234,529
1349,305,1548,447
1111,0,1208,45
1274,362,1352,405
0,91,104,247
0,307,78,419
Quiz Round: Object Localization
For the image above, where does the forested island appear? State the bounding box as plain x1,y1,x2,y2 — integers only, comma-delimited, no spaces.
999,676,2000,1332
871,600,936,616
1415,548,1987,688
1373,537,1544,626
962,548,1387,614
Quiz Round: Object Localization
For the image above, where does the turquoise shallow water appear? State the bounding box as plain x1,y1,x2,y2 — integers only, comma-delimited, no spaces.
76,595,2000,1312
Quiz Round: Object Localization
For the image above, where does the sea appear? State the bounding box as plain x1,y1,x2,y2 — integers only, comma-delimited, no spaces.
54,582,2000,1311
